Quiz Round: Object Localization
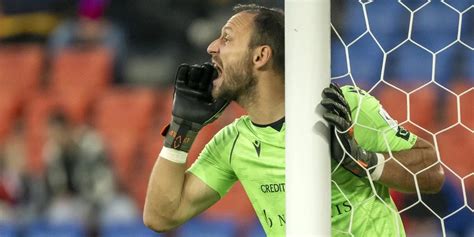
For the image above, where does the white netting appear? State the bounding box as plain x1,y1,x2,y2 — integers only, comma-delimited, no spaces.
331,0,473,236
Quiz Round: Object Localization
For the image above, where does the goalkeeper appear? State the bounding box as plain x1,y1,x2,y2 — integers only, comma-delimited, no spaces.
143,3,444,237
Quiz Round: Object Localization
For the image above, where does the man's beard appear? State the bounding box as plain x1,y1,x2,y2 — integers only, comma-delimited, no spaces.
212,52,257,102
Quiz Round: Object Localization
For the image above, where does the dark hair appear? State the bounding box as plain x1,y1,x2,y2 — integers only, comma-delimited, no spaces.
233,4,284,77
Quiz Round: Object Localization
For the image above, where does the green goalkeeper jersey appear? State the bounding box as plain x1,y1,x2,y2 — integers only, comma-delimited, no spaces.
188,116,286,236
188,85,417,237
330,86,417,237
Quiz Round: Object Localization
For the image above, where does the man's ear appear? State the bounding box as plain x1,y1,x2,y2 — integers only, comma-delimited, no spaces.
253,45,272,70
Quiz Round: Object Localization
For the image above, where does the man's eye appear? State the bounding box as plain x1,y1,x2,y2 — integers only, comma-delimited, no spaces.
223,35,230,43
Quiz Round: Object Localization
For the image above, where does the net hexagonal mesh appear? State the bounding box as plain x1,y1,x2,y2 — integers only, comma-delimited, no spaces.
330,1,473,236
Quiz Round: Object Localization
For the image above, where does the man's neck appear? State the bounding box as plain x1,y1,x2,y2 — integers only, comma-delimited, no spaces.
238,73,285,125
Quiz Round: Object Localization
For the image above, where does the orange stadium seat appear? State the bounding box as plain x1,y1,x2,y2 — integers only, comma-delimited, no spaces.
94,87,156,141
156,86,174,119
0,91,22,143
459,90,473,129
372,84,407,123
0,44,44,142
49,47,112,124
437,125,473,179
409,84,438,132
93,87,157,188
0,44,44,97
446,80,474,129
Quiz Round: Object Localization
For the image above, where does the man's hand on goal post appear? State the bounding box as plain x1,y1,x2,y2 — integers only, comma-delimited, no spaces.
321,83,385,180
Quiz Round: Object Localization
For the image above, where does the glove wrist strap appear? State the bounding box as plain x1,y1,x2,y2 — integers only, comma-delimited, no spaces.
369,153,385,181
162,118,200,152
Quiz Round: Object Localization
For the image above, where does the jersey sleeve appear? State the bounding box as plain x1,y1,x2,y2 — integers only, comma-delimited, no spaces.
341,86,417,152
187,125,238,198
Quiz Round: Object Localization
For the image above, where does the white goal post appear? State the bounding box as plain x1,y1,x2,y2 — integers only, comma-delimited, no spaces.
285,0,332,236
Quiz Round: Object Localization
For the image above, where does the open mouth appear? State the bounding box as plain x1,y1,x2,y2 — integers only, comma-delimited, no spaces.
212,62,223,79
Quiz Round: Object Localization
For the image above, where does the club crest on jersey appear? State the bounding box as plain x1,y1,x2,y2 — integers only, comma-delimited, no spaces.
253,140,261,157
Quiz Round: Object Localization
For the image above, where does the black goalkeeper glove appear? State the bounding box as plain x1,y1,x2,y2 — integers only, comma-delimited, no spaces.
321,83,381,178
162,63,230,152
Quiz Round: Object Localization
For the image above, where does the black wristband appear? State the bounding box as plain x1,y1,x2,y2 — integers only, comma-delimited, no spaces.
162,118,200,152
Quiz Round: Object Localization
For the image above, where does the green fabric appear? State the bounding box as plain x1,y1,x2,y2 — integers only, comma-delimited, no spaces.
188,85,417,237
330,86,417,237
188,116,286,236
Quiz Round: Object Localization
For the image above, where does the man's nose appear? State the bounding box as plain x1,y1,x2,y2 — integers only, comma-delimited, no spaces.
207,39,219,55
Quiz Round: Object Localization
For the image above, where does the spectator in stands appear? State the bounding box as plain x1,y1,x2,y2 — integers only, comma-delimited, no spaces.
0,121,26,205
44,109,113,202
71,114,115,206
43,109,117,230
0,120,49,223
43,110,78,197
48,0,127,83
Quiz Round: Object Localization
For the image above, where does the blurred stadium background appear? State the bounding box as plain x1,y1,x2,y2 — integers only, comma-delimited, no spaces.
0,0,471,237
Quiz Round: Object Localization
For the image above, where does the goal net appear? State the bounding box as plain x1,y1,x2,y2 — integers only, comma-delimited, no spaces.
330,0,473,236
